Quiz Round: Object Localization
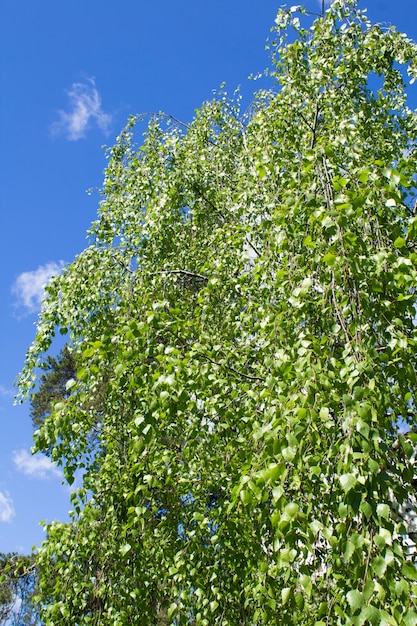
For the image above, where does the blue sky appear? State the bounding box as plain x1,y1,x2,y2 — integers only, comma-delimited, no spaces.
0,0,416,556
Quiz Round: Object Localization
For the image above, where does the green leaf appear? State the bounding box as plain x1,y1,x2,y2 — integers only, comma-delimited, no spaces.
322,252,337,266
256,163,267,179
371,556,387,577
284,502,299,519
346,589,363,612
262,463,285,483
300,574,312,597
343,540,355,562
402,562,417,581
394,236,406,248
119,543,132,556
376,503,390,520
115,363,126,375
333,176,348,190
358,170,369,183
339,473,357,493
359,605,381,626
282,446,297,461
65,378,76,391
360,500,372,520
403,608,417,626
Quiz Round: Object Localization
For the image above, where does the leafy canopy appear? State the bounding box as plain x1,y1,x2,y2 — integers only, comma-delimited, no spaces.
19,1,417,624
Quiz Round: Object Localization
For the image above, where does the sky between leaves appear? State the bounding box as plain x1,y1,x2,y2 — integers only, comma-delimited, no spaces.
0,0,416,555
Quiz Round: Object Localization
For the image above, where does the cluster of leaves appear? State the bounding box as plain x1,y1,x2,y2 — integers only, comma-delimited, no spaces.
19,1,417,623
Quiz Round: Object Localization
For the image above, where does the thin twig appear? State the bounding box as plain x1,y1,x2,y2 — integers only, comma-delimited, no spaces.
191,183,226,221
200,353,264,382
310,103,321,150
362,528,374,593
299,111,314,132
246,237,261,258
330,271,357,361
114,258,134,273
157,269,208,282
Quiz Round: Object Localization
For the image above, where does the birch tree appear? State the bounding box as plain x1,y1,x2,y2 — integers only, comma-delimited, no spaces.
19,1,417,623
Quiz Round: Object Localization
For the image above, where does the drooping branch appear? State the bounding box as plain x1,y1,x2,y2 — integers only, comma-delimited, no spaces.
310,103,321,150
191,183,227,222
157,269,208,283
246,236,261,258
198,352,264,383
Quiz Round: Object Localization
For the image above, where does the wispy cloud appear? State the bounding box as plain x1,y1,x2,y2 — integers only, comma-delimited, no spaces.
0,491,15,523
11,261,65,314
0,384,14,411
51,77,112,140
0,384,13,398
13,449,62,480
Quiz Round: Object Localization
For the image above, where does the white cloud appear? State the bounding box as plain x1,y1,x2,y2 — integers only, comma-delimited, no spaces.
51,77,112,140
0,385,14,412
0,384,13,398
13,449,62,480
12,261,65,314
0,491,15,523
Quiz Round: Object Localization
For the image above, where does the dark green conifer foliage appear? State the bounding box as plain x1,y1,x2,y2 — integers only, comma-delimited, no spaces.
30,346,76,431
0,553,38,626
